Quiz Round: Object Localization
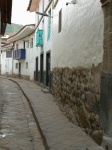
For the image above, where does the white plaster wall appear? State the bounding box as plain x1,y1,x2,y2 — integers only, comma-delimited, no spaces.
13,33,36,80
52,0,104,68
1,51,13,75
35,0,53,71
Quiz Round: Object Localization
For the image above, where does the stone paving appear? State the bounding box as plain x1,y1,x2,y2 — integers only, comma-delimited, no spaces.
0,78,45,150
7,77,105,150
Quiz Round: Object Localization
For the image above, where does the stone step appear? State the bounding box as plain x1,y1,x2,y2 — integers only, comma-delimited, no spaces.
102,136,112,150
87,146,105,150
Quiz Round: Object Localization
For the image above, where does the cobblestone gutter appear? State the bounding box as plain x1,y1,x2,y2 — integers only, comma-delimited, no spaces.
0,85,6,130
52,64,103,144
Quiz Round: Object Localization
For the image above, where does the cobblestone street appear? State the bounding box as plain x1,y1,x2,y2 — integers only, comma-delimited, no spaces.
0,78,45,150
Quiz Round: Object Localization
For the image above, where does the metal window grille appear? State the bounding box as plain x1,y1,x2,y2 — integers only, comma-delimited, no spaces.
6,51,12,58
58,9,62,33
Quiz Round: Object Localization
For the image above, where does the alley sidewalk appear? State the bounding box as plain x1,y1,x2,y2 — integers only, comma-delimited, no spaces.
6,77,104,150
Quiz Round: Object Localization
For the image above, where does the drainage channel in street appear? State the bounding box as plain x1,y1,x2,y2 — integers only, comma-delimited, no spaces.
0,78,45,150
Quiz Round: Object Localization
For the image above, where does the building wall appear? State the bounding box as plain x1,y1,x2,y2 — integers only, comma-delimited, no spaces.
52,0,104,135
13,33,36,80
1,50,13,76
52,0,104,68
34,0,53,85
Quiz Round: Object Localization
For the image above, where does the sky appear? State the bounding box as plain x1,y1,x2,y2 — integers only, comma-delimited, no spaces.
12,0,35,25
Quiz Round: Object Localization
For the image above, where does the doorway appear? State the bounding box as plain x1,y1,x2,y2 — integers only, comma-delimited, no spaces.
46,52,51,87
18,62,21,77
36,57,38,81
40,53,44,83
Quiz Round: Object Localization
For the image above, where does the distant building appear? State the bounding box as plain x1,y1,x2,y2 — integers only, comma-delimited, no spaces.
1,43,13,76
7,24,35,80
0,0,12,74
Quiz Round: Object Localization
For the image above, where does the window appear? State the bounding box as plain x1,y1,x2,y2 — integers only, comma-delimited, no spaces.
48,9,51,40
6,51,12,58
30,38,33,48
15,63,18,69
26,62,28,69
16,44,18,50
58,9,62,33
27,40,29,48
37,6,39,23
23,41,25,49
42,0,44,12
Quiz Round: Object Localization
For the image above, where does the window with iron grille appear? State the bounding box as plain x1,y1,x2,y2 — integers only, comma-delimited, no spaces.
30,38,33,48
6,51,12,58
47,9,51,40
15,63,18,69
26,62,28,69
16,44,18,50
27,40,29,48
58,9,62,33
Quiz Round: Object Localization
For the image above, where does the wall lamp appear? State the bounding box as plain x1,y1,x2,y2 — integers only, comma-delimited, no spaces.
36,12,53,18
66,0,76,5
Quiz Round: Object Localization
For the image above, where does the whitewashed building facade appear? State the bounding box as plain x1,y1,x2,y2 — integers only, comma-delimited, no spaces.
1,43,13,76
0,0,12,74
51,0,106,137
7,24,36,80
27,0,53,88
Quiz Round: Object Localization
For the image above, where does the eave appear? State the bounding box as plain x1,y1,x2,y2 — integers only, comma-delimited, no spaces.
0,0,12,35
27,0,39,12
7,24,35,42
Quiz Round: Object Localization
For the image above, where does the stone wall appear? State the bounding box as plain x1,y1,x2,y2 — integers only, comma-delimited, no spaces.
53,64,102,134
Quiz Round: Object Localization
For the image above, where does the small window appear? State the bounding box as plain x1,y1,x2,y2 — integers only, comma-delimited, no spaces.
27,40,29,48
16,44,18,50
58,9,62,33
30,38,33,48
47,9,51,40
26,62,28,69
6,51,12,58
15,63,18,69
23,41,25,49
42,0,44,12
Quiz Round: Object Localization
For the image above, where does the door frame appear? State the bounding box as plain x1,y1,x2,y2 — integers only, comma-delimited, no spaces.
46,50,51,87
35,57,38,81
40,52,44,83
18,62,21,77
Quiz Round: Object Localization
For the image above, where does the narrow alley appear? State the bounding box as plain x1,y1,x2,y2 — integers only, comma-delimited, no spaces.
0,78,45,150
0,77,105,150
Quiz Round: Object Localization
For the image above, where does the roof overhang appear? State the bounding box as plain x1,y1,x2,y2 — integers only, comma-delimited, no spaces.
1,43,13,51
7,24,35,42
0,0,12,35
27,0,39,12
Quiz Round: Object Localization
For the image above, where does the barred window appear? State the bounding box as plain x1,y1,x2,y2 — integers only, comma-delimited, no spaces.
6,51,12,58
27,40,29,48
15,63,18,69
30,38,33,48
26,62,28,69
58,9,62,33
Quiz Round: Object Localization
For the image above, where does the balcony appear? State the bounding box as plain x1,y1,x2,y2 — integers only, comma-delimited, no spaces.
13,49,26,60
36,30,43,47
